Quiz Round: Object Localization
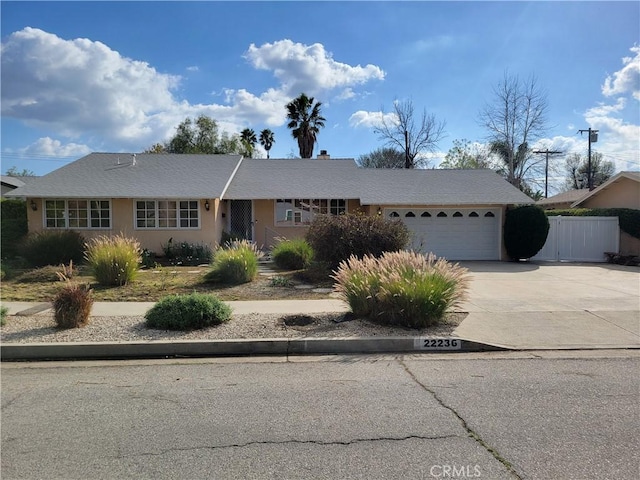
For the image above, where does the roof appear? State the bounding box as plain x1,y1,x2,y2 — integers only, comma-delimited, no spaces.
7,153,534,206
223,159,359,199
1,175,39,188
571,171,640,208
536,189,589,206
357,168,534,205
6,153,243,199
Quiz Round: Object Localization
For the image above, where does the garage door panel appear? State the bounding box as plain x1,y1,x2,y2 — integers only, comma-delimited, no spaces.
388,208,500,260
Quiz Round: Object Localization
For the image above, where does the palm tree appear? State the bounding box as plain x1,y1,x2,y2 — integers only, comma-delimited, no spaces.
285,93,326,158
259,129,275,159
240,128,257,158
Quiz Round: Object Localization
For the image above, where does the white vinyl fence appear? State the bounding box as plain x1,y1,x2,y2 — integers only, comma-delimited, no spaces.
533,216,619,262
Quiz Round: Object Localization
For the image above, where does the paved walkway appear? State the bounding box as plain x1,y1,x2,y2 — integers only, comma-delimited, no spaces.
2,262,639,355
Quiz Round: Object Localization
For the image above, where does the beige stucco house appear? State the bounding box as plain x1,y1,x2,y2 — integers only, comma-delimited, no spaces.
7,152,535,261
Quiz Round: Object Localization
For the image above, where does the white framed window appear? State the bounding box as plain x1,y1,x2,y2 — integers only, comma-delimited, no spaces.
135,200,200,229
275,198,346,226
44,199,111,229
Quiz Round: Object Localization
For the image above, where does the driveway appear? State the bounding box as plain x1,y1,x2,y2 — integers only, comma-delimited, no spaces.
454,262,640,349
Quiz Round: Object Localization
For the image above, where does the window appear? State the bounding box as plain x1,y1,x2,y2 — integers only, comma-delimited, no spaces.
469,211,479,217
135,200,199,229
437,211,448,217
484,212,495,218
453,211,463,217
405,211,416,217
421,212,431,217
275,198,346,226
389,211,400,218
45,199,111,229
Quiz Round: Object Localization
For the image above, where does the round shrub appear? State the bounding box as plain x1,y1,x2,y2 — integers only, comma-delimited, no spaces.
504,205,550,260
53,283,93,329
204,240,260,284
271,238,314,270
145,293,232,330
21,230,85,267
306,213,410,269
333,251,469,328
85,235,141,286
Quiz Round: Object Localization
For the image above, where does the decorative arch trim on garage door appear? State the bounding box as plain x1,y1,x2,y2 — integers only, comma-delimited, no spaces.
385,207,502,260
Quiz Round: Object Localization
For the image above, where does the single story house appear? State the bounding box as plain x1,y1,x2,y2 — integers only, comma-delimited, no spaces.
1,175,38,198
7,152,534,261
570,171,640,210
536,189,589,210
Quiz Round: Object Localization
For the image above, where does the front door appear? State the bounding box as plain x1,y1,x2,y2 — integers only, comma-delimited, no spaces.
229,200,253,241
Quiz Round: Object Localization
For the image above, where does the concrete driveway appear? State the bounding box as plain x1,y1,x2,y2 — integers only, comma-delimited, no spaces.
454,262,640,349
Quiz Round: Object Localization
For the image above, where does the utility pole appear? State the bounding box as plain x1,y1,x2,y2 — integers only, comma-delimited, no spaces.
578,128,599,190
532,149,563,198
404,130,410,169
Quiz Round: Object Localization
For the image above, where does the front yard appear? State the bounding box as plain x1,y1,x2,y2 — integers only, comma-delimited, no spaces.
0,265,332,302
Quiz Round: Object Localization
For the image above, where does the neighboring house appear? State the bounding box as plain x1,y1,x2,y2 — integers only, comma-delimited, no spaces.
536,189,589,210
7,152,534,261
1,175,40,198
570,171,640,210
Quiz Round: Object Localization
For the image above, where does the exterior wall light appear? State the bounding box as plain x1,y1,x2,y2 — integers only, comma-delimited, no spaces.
204,200,210,211
30,200,38,211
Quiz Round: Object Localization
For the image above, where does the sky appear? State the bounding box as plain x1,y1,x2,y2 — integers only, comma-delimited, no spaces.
1,1,639,195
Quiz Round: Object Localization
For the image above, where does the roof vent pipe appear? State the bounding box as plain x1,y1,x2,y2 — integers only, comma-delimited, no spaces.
132,154,136,166
317,150,330,160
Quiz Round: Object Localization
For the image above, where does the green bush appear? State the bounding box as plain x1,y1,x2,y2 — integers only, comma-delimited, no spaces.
306,213,410,269
1,305,8,326
85,235,141,286
271,238,314,270
332,250,469,328
21,230,85,267
546,208,640,239
204,240,261,284
53,282,93,329
145,293,232,330
161,239,213,266
1,199,28,259
504,205,550,260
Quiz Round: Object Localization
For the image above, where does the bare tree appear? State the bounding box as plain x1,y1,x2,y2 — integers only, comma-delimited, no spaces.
479,73,548,189
374,99,446,169
357,147,405,169
564,152,615,190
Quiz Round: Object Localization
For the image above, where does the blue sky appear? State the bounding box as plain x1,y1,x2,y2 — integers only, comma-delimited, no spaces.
1,1,639,194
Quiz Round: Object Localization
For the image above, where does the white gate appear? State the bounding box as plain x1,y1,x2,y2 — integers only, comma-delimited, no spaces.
533,216,619,262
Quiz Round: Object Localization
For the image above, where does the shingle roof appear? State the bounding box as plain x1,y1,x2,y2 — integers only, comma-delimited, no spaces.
357,168,534,205
6,153,243,199
536,189,589,206
1,176,26,189
223,159,359,199
7,153,534,206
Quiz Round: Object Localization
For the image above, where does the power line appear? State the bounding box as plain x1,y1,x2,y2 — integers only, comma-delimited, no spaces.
532,149,563,198
578,128,599,190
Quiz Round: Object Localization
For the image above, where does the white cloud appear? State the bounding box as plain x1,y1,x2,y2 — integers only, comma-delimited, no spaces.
20,137,92,157
186,66,199,72
602,45,640,100
349,110,397,128
585,98,626,117
244,39,385,96
335,88,356,101
1,29,386,151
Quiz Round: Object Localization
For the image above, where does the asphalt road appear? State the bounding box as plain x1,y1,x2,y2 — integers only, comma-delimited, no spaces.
2,351,639,480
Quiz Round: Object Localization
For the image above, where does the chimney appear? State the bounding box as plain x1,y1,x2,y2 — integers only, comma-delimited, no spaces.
317,150,330,160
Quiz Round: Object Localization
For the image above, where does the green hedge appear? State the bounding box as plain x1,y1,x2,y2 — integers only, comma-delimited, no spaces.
546,208,640,239
0,199,28,259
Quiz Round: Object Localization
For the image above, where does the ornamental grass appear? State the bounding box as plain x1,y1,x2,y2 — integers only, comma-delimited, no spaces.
84,234,142,286
204,239,263,284
332,250,469,328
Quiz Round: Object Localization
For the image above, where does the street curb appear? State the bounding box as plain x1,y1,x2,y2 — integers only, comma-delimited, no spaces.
0,337,508,361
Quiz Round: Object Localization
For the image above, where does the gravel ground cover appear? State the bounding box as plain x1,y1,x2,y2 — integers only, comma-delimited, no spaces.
0,312,465,344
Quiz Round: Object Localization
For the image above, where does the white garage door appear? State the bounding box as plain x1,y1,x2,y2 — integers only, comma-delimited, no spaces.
387,208,501,260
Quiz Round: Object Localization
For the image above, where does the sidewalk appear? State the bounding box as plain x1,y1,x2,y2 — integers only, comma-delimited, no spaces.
2,297,638,360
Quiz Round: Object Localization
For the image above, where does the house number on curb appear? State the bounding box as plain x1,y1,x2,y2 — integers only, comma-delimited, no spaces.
414,337,462,350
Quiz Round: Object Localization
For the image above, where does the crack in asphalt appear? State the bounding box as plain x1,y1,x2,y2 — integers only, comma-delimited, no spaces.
113,434,460,458
398,359,523,480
